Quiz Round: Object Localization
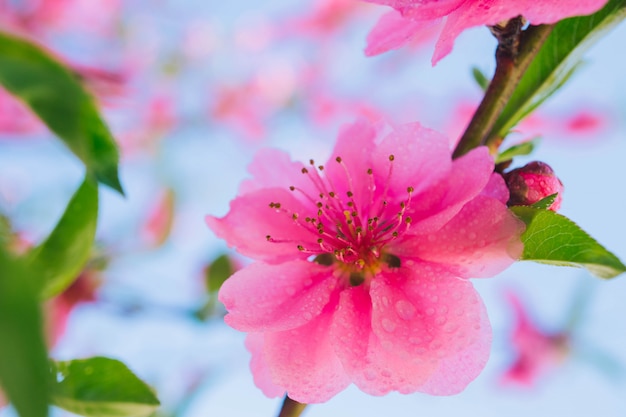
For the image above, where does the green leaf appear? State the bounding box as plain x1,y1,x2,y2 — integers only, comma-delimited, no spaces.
494,138,539,164
0,250,49,417
511,206,626,278
28,178,99,299
50,357,160,417
0,31,124,194
529,193,558,210
492,0,626,139
205,254,235,293
471,67,490,91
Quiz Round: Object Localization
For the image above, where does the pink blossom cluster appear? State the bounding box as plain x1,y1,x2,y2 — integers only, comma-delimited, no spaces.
207,119,524,402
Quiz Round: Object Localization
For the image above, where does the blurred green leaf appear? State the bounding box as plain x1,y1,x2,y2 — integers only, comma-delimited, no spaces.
471,67,490,91
50,357,160,417
495,138,539,164
0,214,11,247
0,250,49,417
529,193,558,210
205,254,234,293
492,0,626,139
0,31,124,194
511,206,626,278
28,178,99,299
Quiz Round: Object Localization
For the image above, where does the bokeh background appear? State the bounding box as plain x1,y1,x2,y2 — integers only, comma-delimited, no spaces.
1,0,626,416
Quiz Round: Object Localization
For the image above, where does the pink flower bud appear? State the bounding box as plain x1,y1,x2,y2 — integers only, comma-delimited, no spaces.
505,161,564,211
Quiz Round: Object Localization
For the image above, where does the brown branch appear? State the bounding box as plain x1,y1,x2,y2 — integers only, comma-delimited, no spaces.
276,396,307,417
452,20,554,159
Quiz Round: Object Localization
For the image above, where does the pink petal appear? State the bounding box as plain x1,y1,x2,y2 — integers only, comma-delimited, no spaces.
497,0,609,24
368,264,491,392
400,195,524,278
330,286,437,395
481,172,509,204
365,10,441,56
434,0,609,64
322,119,379,214
372,122,452,198
219,260,338,332
406,146,494,234
418,294,491,395
240,148,316,196
366,0,464,20
263,306,351,403
245,333,285,398
206,187,319,263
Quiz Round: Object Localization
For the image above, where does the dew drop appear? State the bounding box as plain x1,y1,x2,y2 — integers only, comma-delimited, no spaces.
382,296,390,307
425,307,435,316
409,337,422,345
381,318,396,332
394,300,416,320
286,287,296,296
364,369,377,381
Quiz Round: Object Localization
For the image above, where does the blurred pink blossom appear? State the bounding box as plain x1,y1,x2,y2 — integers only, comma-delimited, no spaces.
0,88,43,136
210,65,296,141
444,99,609,148
141,188,176,248
0,0,121,37
207,118,523,402
364,0,609,64
502,291,569,386
45,269,100,347
116,92,178,156
281,0,369,38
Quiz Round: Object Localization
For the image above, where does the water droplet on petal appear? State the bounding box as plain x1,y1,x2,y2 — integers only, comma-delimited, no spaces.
382,296,390,307
381,318,396,332
409,337,422,345
364,369,377,381
394,300,416,320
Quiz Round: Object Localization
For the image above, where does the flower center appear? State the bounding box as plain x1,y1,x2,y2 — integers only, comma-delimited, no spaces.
266,154,414,285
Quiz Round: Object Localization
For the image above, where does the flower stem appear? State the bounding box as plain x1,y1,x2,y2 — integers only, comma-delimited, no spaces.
452,20,554,159
276,396,307,417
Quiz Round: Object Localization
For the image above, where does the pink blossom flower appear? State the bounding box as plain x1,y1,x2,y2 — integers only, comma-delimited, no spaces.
364,0,609,64
501,292,569,386
504,161,564,211
206,119,524,402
